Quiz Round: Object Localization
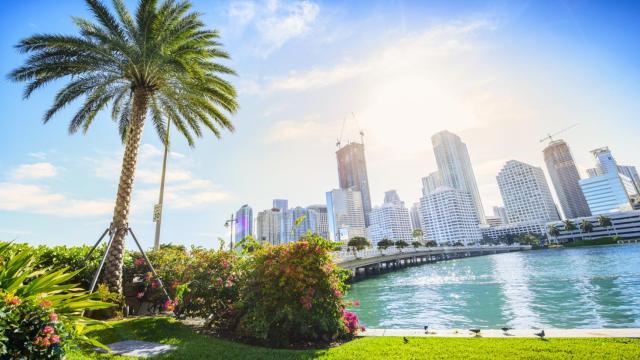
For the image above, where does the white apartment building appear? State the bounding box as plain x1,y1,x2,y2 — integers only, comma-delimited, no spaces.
367,191,413,245
496,160,559,223
256,208,282,245
419,186,481,246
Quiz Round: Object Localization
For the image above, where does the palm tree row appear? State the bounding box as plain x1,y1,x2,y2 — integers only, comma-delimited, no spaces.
547,215,616,244
10,0,238,293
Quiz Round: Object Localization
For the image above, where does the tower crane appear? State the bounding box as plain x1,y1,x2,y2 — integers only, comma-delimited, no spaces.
539,123,579,144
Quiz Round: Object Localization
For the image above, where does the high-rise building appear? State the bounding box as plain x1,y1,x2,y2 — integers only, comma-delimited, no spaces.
326,188,366,241
272,199,288,211
256,208,282,245
307,204,330,239
283,207,313,243
235,204,253,243
485,216,502,227
419,186,482,246
410,202,422,230
367,191,413,245
579,147,637,215
336,142,372,226
421,171,442,196
497,160,560,223
431,131,485,223
618,165,640,194
493,206,509,225
543,140,591,219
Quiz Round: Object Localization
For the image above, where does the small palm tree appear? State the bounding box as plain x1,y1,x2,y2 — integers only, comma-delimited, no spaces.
598,215,614,237
563,220,577,242
10,0,238,293
412,228,424,242
547,224,560,244
579,219,593,240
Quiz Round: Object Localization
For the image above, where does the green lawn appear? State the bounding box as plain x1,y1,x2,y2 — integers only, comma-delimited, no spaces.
68,317,640,360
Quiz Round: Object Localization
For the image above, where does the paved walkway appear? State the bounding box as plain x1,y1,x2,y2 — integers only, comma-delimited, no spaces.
361,328,640,338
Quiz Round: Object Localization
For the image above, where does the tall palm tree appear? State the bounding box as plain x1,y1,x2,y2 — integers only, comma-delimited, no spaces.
563,220,577,242
579,219,593,240
412,228,424,244
547,224,560,244
10,0,238,293
598,215,614,237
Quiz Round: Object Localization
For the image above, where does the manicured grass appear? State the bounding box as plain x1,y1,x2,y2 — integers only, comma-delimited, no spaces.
68,317,640,359
563,237,620,247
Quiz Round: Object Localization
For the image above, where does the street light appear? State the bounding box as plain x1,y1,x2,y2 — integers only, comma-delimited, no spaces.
224,213,236,251
153,119,171,251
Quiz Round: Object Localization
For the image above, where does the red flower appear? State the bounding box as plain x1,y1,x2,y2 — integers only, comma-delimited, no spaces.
5,294,21,306
40,299,53,308
134,258,146,267
333,289,342,297
51,335,61,344
49,312,59,322
42,325,55,335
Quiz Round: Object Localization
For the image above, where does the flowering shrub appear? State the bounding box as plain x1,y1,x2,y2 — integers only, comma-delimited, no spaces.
123,245,241,333
236,233,355,346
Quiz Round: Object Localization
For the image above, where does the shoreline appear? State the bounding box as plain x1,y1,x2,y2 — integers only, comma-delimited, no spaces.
360,328,640,338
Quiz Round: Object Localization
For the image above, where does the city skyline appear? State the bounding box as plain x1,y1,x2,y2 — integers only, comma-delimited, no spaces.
2,0,640,249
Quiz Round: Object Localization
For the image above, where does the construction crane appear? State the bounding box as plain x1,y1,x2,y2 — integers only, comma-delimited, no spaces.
336,117,347,148
539,123,579,143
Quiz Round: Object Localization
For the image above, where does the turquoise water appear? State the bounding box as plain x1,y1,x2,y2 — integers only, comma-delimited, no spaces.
345,244,640,329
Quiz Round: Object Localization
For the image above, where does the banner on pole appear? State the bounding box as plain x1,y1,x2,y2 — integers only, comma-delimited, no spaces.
153,204,162,222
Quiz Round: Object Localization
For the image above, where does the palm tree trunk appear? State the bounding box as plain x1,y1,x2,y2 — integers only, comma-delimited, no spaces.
104,89,149,293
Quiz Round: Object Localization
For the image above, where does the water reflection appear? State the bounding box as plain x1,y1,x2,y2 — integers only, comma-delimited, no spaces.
345,244,640,329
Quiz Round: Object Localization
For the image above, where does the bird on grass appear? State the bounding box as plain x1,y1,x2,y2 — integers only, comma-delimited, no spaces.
534,330,545,339
403,337,409,344
424,325,429,333
501,327,513,334
470,329,481,337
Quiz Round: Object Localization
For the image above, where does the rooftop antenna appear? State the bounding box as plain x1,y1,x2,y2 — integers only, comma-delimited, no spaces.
539,123,579,144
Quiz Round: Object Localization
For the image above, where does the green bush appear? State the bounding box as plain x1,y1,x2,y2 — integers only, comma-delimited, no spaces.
0,242,113,358
236,233,357,347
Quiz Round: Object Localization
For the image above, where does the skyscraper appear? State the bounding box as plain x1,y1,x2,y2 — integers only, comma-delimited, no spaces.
283,207,312,243
543,140,591,219
256,208,282,245
579,147,637,215
496,160,559,223
410,202,422,230
307,204,330,239
272,199,288,211
492,206,508,225
336,142,372,226
367,191,413,245
421,171,442,196
235,204,253,243
419,186,481,245
431,131,485,223
326,188,366,241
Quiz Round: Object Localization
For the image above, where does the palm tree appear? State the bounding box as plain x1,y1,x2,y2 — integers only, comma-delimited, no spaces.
412,228,424,243
10,0,238,293
547,224,560,244
579,219,593,240
598,215,615,237
563,220,577,242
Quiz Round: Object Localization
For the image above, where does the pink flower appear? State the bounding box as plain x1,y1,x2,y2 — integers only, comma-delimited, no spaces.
136,292,145,299
134,258,146,267
360,326,366,332
164,299,176,312
5,295,21,306
221,259,230,270
333,289,342,297
49,313,58,322
51,335,60,344
42,325,55,335
151,279,160,289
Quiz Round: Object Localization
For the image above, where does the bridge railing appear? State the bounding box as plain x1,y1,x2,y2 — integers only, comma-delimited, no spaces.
331,244,528,263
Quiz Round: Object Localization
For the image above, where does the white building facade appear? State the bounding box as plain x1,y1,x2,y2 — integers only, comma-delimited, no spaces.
367,191,413,245
419,186,481,246
256,208,282,245
496,160,559,223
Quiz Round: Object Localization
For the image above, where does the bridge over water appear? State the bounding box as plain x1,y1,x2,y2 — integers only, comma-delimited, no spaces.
334,245,531,280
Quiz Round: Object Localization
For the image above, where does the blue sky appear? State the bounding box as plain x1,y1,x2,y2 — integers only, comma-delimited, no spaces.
1,0,639,248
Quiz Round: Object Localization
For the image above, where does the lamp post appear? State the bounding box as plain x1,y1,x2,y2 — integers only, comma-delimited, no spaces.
225,213,236,251
153,119,171,251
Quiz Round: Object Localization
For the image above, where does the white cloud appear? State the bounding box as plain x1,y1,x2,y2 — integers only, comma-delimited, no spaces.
227,0,320,56
0,182,112,217
10,162,57,180
28,152,47,160
264,117,328,143
88,144,232,210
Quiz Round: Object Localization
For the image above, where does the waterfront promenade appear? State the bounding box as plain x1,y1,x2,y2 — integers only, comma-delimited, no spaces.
334,244,529,278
